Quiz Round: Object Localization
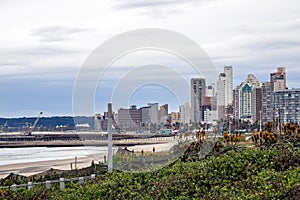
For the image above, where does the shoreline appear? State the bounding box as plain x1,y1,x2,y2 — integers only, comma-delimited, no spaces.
0,137,175,148
0,140,178,178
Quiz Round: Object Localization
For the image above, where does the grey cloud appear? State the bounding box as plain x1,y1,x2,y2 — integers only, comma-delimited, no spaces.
112,0,221,18
287,18,300,30
237,38,300,53
114,0,185,9
32,26,91,42
113,0,221,9
0,46,82,80
235,20,300,51
0,46,80,58
0,64,77,81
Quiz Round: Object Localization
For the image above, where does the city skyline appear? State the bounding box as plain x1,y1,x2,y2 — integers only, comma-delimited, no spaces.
1,65,300,129
1,0,300,117
1,65,299,118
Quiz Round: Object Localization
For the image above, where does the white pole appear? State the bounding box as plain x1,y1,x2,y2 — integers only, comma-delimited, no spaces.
75,156,77,169
60,178,65,190
28,182,33,190
260,110,262,132
91,174,96,179
79,177,84,185
46,181,51,189
107,103,113,172
11,184,17,191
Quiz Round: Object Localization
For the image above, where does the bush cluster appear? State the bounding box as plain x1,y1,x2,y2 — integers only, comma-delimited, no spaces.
2,143,300,199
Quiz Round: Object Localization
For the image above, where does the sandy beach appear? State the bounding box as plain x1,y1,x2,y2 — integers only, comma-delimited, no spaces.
0,153,106,178
0,140,178,178
126,140,177,152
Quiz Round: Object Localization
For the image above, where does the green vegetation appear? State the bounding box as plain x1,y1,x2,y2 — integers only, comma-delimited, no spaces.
1,140,300,199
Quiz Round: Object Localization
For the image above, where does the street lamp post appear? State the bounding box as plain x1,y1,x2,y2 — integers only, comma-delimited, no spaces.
107,103,113,172
228,115,233,134
259,110,262,132
279,108,282,135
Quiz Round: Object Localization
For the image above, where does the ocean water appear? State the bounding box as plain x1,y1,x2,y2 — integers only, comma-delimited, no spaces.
0,146,109,166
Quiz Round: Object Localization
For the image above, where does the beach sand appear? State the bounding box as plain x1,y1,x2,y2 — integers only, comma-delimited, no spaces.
126,140,177,152
0,140,178,178
0,153,106,178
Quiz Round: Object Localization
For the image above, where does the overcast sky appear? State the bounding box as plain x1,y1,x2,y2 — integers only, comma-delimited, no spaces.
0,0,300,117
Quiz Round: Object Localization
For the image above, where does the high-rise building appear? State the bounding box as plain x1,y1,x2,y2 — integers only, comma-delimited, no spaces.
217,73,226,120
117,105,142,130
206,84,215,97
202,84,218,123
233,74,261,122
217,66,233,121
261,82,273,124
233,86,240,121
224,66,233,106
159,104,168,123
159,104,168,117
191,78,206,123
272,88,300,124
261,67,288,124
179,102,191,124
240,83,252,120
171,112,179,124
255,87,262,123
141,106,151,125
203,108,218,123
270,67,287,91
148,103,159,124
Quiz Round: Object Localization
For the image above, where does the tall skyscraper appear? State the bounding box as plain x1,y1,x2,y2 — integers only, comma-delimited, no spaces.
240,83,253,120
217,66,233,121
179,102,191,124
261,82,273,124
255,87,262,123
159,104,168,123
233,87,240,120
217,73,226,120
261,67,288,124
148,103,159,124
191,78,206,123
224,66,233,106
141,106,151,125
159,104,168,118
233,74,261,122
270,67,287,91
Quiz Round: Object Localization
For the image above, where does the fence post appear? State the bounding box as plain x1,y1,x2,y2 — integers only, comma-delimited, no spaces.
28,182,33,190
79,177,84,185
46,181,51,189
91,174,96,179
11,184,17,191
60,178,65,190
75,156,77,169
